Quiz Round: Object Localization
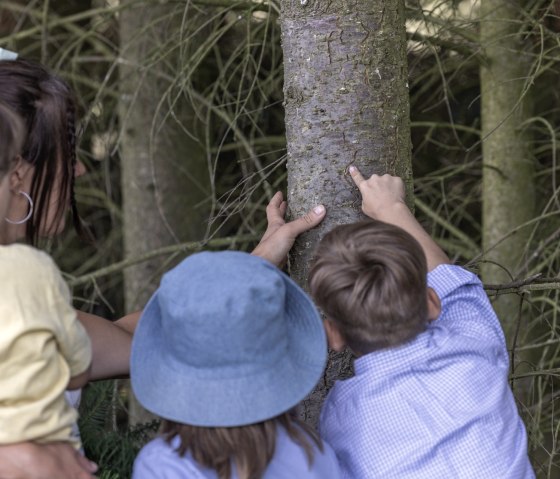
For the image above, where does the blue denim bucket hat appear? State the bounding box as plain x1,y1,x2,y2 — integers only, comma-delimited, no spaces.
130,251,327,427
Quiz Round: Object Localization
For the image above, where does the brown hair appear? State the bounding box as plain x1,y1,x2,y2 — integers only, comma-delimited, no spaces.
0,102,24,177
309,220,429,355
161,411,322,479
0,58,84,244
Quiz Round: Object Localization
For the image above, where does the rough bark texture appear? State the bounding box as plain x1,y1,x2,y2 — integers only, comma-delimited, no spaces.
480,0,535,338
281,0,412,426
119,4,210,424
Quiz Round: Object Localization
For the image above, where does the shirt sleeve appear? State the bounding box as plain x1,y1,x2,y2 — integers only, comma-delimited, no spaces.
45,258,92,377
427,264,507,352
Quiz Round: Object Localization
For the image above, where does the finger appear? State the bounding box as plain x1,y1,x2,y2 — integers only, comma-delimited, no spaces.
265,192,285,222
348,165,366,189
78,456,98,474
266,191,283,209
279,201,287,218
283,205,326,237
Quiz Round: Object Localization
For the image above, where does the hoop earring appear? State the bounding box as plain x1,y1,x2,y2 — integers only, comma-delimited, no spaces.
5,191,34,225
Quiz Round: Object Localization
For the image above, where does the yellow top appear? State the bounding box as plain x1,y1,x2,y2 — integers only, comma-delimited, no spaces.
0,244,91,446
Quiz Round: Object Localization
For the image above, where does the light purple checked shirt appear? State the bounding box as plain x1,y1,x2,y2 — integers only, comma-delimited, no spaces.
320,264,535,479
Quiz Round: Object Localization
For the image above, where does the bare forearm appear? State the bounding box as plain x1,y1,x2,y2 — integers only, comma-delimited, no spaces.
76,310,132,380
376,203,450,271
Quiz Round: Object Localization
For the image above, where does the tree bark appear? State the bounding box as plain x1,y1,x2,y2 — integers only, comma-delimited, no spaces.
119,3,211,425
281,0,412,426
480,0,535,339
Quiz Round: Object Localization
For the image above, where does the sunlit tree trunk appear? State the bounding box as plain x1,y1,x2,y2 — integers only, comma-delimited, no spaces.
119,3,210,425
281,0,412,426
480,0,535,339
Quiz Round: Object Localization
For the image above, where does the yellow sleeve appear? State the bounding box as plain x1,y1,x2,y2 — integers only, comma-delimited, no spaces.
0,245,81,443
44,255,92,377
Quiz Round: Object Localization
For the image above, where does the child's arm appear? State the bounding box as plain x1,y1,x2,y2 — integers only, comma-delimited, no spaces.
76,195,325,380
349,167,449,271
80,192,324,351
67,361,92,390
76,310,132,380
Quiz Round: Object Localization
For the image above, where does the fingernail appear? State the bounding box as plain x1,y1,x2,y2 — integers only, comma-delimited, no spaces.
349,166,356,173
314,205,325,215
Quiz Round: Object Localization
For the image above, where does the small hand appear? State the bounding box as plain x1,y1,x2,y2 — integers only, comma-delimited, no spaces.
349,166,449,270
252,191,326,267
0,442,98,479
348,166,406,219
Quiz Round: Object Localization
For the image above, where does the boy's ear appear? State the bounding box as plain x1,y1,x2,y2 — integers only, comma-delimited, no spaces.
323,319,346,352
427,287,441,322
9,156,33,192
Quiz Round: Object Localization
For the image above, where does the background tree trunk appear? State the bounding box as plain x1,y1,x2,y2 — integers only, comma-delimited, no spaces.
480,0,535,339
119,3,211,425
281,0,412,426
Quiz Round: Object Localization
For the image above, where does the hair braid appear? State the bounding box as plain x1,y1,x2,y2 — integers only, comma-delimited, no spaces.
66,100,86,239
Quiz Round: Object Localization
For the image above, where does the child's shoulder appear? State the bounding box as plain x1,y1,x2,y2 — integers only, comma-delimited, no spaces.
0,243,58,272
274,424,342,478
133,436,213,479
427,264,482,297
0,244,63,285
428,264,498,324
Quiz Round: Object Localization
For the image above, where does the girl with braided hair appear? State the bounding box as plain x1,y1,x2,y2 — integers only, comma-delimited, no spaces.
0,58,135,387
0,100,96,479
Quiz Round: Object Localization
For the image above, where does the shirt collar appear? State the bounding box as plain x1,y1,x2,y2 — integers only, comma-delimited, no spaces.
354,323,450,378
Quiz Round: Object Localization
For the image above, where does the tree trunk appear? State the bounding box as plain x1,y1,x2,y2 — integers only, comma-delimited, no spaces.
480,0,535,339
281,0,412,426
119,3,210,425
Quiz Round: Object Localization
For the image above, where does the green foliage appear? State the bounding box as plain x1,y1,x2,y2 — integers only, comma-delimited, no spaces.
79,381,159,479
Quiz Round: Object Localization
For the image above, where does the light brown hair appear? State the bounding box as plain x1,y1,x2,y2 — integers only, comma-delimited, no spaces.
0,101,24,178
309,219,429,355
161,411,322,479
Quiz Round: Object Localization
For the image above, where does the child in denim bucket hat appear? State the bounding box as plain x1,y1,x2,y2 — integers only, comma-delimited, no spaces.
131,251,341,479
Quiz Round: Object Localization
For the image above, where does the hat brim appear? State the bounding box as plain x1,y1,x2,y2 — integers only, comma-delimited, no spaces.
130,271,327,427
